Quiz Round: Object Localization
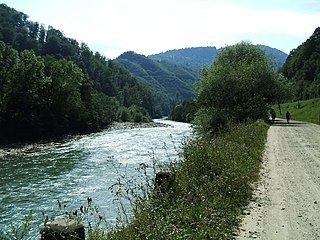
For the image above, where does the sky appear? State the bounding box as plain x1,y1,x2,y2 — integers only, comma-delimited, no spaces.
1,0,320,59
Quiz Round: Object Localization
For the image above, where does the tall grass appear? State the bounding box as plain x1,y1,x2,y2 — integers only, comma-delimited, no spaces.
106,120,269,239
275,98,320,124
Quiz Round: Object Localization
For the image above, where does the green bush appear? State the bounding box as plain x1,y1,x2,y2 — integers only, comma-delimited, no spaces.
192,107,229,136
117,105,152,123
117,107,131,122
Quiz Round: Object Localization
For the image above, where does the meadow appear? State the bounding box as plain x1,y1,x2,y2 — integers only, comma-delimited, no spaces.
274,98,320,124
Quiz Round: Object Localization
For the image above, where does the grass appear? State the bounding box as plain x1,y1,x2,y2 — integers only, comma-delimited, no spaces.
274,98,320,124
105,120,269,239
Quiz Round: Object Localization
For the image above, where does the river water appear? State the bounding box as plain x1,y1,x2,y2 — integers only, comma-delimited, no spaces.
0,119,191,238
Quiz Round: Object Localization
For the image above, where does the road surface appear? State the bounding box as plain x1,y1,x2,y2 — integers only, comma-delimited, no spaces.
237,119,320,240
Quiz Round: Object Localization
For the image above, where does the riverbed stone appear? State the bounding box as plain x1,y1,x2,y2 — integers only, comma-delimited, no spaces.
40,219,85,240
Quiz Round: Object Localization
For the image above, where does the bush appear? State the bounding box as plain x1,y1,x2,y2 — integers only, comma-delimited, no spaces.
117,107,131,122
117,106,152,123
192,107,229,136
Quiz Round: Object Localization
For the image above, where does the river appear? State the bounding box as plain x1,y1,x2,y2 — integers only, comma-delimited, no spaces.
0,119,192,238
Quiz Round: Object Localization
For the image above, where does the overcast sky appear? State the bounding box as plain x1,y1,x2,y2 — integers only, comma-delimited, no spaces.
2,0,320,58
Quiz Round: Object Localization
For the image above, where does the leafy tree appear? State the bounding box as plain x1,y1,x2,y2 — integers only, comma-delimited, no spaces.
0,41,18,118
5,49,46,139
195,42,290,134
281,27,320,99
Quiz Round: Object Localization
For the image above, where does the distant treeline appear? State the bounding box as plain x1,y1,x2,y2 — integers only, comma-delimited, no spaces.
0,4,157,142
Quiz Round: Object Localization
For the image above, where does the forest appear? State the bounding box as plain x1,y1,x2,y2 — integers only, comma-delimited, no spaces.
281,27,320,100
0,4,156,142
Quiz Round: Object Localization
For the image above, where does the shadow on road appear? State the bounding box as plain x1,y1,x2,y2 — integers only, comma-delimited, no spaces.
270,119,306,127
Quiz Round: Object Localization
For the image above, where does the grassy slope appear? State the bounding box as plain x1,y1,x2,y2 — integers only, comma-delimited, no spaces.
275,98,320,125
106,120,269,239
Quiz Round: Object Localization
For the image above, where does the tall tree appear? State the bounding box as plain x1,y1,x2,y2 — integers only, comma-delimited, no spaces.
195,42,291,134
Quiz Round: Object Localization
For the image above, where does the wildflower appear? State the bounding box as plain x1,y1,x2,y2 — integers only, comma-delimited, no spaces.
172,225,178,231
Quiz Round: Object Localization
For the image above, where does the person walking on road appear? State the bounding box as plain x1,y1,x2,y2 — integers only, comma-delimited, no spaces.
270,109,276,123
286,111,291,124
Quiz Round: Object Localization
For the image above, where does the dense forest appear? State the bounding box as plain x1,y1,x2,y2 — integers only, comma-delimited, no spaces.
281,27,320,100
0,4,156,142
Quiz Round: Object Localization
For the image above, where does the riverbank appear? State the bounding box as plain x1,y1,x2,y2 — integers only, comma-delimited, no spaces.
108,120,170,130
106,120,269,239
0,120,170,150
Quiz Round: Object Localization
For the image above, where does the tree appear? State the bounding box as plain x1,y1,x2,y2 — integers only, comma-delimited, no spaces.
0,41,18,119
195,42,290,134
5,49,46,138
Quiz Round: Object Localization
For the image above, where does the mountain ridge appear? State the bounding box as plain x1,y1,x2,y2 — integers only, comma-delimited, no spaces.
149,45,288,74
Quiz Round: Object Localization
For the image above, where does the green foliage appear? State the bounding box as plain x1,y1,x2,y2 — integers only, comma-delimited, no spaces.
117,107,130,122
117,105,152,123
195,42,291,133
106,121,269,239
281,27,320,100
170,100,198,123
274,98,320,125
0,44,119,141
193,107,229,136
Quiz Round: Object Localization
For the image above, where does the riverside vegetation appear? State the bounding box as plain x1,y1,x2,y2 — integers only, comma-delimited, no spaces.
106,120,269,239
0,42,291,239
105,42,289,239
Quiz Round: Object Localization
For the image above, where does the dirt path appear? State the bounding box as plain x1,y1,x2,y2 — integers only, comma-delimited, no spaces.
237,119,320,240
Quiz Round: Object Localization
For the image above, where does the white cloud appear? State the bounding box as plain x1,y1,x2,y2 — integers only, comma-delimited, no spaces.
2,0,320,58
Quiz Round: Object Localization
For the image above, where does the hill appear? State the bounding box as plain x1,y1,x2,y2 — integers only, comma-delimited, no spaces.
281,27,320,100
149,45,288,77
149,46,218,74
116,51,197,114
0,4,157,142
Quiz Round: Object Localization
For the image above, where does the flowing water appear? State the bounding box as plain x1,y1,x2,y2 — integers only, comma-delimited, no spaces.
0,119,192,238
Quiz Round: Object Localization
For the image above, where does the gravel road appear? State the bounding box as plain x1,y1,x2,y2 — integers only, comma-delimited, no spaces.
237,119,320,240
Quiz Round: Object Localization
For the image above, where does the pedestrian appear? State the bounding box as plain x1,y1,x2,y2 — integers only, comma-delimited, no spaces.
286,111,291,124
270,109,276,122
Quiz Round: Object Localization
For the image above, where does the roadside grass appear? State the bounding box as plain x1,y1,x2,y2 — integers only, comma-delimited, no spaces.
105,120,269,239
275,98,320,124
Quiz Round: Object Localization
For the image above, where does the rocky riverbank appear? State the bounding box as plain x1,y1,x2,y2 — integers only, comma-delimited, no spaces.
108,121,170,130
